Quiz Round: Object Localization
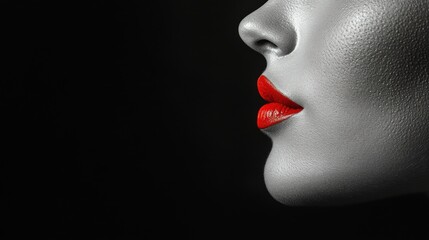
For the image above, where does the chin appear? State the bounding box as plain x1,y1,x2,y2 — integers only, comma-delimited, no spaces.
263,146,429,207
263,169,415,207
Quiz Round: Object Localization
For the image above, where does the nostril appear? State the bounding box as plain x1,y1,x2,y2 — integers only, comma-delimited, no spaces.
255,39,277,48
255,39,279,53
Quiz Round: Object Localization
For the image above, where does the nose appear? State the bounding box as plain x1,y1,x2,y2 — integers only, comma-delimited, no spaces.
238,4,297,58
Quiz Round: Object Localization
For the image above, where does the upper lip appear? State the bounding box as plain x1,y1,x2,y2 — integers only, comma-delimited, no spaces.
257,75,302,109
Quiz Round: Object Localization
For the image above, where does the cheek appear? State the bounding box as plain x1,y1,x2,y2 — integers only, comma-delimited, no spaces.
303,2,429,160
304,1,429,120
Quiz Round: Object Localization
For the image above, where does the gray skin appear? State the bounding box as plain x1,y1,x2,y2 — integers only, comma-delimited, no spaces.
238,0,429,206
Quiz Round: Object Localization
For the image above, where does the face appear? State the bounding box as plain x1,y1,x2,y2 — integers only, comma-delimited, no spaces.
239,0,429,205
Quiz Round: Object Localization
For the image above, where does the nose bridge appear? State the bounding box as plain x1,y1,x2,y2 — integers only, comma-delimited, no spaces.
238,2,297,57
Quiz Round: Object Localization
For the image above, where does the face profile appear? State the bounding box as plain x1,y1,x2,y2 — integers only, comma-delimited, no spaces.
238,0,429,205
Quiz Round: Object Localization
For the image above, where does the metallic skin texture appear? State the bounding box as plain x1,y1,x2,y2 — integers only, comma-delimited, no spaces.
239,0,429,205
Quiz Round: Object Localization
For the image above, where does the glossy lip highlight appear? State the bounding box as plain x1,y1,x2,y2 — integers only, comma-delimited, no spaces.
257,75,303,129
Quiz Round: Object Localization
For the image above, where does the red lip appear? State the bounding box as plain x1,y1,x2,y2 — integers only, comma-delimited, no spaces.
257,75,303,129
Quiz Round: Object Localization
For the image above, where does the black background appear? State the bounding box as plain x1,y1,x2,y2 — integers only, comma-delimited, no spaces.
2,0,429,239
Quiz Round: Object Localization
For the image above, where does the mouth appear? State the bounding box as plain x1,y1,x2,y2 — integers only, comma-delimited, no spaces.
257,75,303,129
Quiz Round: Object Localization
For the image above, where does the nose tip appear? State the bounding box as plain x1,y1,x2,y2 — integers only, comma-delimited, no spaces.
238,6,297,57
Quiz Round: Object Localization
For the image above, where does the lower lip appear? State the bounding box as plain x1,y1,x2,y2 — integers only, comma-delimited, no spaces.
257,103,302,129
